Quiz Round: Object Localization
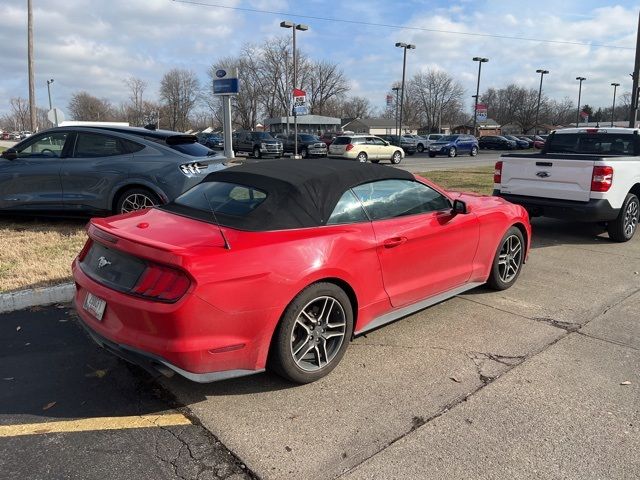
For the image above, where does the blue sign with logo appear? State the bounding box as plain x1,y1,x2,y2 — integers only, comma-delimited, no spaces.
215,69,227,78
213,78,239,95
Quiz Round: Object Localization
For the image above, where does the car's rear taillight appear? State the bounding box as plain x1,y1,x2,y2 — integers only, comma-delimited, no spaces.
494,161,503,184
131,263,191,302
345,144,354,151
591,166,613,192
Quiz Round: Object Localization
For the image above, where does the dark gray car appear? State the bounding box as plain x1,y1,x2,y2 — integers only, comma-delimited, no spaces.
0,126,227,215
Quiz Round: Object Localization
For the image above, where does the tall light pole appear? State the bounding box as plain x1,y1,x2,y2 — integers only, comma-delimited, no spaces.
534,69,549,135
472,57,489,137
575,76,586,127
46,79,58,126
395,42,416,137
27,0,36,132
280,21,308,158
610,82,620,127
392,86,401,137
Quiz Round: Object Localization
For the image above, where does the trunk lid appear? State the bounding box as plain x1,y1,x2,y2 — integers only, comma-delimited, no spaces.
499,155,596,202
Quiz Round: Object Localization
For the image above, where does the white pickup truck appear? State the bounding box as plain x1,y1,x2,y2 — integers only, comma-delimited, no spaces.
494,127,640,242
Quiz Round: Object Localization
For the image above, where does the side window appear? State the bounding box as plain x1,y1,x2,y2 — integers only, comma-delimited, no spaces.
327,190,368,225
352,180,451,221
73,133,126,158
122,139,145,153
373,138,386,146
16,132,69,159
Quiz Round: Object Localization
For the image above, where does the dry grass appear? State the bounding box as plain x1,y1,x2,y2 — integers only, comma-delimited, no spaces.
0,218,87,292
420,166,494,195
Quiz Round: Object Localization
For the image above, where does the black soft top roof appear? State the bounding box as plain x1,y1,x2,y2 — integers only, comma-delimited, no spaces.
168,158,414,231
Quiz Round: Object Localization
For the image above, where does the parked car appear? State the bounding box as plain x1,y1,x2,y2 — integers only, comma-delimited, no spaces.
0,126,226,215
495,127,640,241
274,133,328,158
72,158,530,384
197,132,224,150
320,132,340,147
478,136,517,150
378,134,417,156
515,136,534,148
428,134,479,157
232,131,283,158
328,134,404,164
403,134,428,153
503,135,530,149
424,134,445,146
0,132,10,140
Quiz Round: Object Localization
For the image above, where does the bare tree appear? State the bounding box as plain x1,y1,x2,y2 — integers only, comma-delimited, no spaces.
306,60,349,115
68,91,115,121
9,97,30,130
408,70,465,131
124,76,147,126
512,88,543,133
546,97,574,125
159,69,201,131
338,96,374,119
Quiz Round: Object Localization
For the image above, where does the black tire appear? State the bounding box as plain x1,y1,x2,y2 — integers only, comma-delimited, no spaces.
356,151,368,162
428,153,436,158
470,146,478,157
608,193,640,242
269,282,354,384
391,150,402,164
417,144,424,153
448,147,457,157
487,226,525,291
253,146,261,159
115,187,161,215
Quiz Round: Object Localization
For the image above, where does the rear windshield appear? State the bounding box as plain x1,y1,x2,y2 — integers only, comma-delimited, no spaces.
299,134,319,142
332,137,351,145
173,181,267,217
171,142,216,157
546,133,638,155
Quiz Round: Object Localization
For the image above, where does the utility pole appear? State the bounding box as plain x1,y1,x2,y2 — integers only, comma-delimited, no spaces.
575,77,586,127
395,42,416,137
27,0,37,132
392,86,400,137
611,82,620,127
534,69,549,134
472,57,489,137
630,11,640,128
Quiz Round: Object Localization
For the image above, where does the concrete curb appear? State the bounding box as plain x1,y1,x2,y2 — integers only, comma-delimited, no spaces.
0,283,75,314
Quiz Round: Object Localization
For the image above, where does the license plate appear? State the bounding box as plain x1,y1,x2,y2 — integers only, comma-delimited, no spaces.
84,292,106,321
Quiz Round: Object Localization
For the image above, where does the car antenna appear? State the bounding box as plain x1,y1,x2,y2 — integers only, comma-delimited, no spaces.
203,191,231,250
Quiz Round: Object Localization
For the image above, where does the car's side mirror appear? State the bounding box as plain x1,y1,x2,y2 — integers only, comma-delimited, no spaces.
452,199,467,215
1,148,18,160
384,141,390,146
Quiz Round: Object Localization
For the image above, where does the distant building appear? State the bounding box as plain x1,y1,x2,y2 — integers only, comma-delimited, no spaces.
452,118,500,136
264,115,341,134
341,118,418,135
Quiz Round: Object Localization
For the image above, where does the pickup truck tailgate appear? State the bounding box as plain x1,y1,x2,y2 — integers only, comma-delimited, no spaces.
499,156,595,202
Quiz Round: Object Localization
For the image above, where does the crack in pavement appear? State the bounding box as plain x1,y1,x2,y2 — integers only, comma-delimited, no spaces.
576,331,640,352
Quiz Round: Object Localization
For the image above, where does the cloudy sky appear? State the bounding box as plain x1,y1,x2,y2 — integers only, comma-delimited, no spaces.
1,0,639,118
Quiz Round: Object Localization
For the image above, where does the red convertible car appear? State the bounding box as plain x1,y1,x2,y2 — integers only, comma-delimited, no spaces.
72,159,530,384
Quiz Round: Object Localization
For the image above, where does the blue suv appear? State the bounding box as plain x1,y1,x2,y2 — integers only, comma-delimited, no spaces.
428,134,479,158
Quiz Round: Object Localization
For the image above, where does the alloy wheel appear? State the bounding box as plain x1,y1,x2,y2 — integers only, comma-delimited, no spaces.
357,152,367,162
120,193,157,213
497,234,522,283
290,296,347,372
624,198,639,238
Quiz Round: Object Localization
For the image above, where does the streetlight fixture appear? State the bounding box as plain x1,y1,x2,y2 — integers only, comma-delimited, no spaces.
471,57,489,137
280,20,308,158
611,82,620,127
575,76,586,127
395,42,416,137
534,69,549,135
392,86,401,137
46,79,59,127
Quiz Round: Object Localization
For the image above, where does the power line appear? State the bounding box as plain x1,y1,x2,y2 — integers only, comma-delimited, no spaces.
173,0,633,50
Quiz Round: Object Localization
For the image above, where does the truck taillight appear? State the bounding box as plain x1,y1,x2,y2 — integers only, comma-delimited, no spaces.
591,166,613,192
494,161,503,184
131,263,191,302
345,144,354,152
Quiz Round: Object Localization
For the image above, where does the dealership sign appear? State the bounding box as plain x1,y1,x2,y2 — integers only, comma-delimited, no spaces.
475,103,488,122
293,88,308,115
213,69,239,95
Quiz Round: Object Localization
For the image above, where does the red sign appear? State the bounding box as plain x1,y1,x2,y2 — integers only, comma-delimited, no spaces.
293,88,306,98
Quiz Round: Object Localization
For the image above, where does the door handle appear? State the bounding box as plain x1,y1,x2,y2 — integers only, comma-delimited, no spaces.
383,236,407,248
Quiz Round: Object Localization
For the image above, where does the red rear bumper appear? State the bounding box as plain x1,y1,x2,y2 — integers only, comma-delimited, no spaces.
72,259,274,382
